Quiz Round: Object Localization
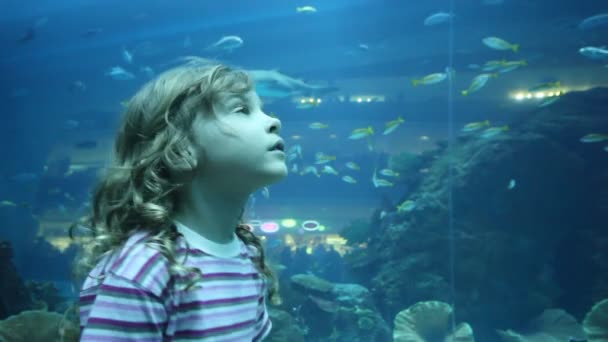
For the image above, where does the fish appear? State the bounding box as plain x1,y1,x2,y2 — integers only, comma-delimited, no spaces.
578,13,608,30
379,169,399,177
383,116,404,135
424,12,454,26
349,126,374,140
0,200,17,207
314,152,336,164
580,133,608,143
480,125,509,138
206,35,243,52
296,6,317,13
579,46,608,60
508,179,516,190
341,175,357,184
412,72,448,87
482,60,504,72
287,144,303,160
300,166,320,177
309,122,329,129
461,73,497,96
462,120,490,132
345,162,360,170
321,165,339,175
249,69,338,99
122,48,133,64
397,200,416,213
372,168,394,188
105,66,135,80
262,187,270,199
482,36,519,52
497,60,527,73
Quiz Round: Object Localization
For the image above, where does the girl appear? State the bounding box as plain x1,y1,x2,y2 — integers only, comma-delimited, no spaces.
71,58,287,341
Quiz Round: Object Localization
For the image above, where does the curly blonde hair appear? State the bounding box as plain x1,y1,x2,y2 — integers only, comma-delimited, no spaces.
70,58,280,305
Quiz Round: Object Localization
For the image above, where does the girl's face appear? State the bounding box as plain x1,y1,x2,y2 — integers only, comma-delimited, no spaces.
190,90,287,192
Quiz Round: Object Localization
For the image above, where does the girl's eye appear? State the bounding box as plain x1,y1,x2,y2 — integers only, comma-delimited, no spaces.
235,106,250,114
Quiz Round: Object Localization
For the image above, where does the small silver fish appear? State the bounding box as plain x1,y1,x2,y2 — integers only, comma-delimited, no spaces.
579,46,608,60
207,35,243,52
424,12,454,26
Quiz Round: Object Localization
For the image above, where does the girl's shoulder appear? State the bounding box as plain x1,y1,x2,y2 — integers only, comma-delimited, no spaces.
84,230,185,297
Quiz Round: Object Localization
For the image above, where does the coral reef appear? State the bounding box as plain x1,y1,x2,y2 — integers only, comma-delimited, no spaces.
344,87,608,339
266,308,307,342
496,308,585,341
287,273,391,341
583,298,608,342
0,309,79,342
393,300,474,342
0,241,33,320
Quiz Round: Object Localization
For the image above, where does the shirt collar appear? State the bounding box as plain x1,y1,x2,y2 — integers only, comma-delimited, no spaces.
173,220,242,258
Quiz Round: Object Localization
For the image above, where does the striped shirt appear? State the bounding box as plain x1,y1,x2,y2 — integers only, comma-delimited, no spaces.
79,224,272,341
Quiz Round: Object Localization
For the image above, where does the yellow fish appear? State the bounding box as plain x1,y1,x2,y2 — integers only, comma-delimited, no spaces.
349,126,374,140
314,152,336,164
309,122,329,129
397,200,416,213
482,36,519,52
462,120,490,132
345,162,360,170
462,73,497,96
342,175,357,184
383,116,404,135
412,72,448,87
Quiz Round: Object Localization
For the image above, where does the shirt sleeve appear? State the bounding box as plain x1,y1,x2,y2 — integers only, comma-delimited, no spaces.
80,272,168,341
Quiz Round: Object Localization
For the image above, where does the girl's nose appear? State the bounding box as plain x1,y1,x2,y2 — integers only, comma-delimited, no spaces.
268,115,281,133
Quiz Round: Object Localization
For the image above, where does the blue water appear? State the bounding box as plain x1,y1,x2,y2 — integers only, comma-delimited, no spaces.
1,0,608,341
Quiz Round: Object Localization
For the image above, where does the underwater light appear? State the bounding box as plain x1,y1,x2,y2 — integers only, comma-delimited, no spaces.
349,95,386,103
260,221,279,233
281,219,297,228
510,88,565,102
301,220,320,231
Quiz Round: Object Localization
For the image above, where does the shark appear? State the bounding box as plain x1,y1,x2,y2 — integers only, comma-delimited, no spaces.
248,69,338,99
